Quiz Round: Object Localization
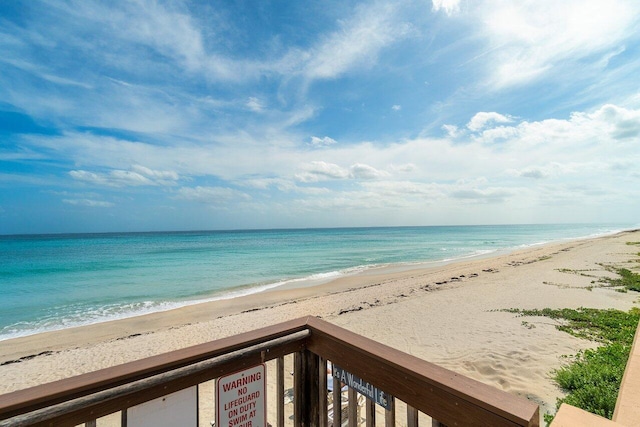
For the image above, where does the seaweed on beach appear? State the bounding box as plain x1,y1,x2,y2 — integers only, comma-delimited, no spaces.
1,350,55,366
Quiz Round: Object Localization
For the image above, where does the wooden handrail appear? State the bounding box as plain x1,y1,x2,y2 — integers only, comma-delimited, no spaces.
0,316,539,427
304,317,538,427
0,316,311,421
613,317,640,425
0,331,310,427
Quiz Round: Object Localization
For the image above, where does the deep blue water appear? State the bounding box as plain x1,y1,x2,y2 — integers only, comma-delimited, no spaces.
0,224,631,341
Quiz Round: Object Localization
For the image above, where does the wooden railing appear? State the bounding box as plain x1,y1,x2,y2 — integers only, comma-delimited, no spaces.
0,316,539,427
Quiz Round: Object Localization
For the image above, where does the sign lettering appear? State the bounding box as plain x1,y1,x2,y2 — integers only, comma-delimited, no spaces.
217,365,266,427
332,365,392,410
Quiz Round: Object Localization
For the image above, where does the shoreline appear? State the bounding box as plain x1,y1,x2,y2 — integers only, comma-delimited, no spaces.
1,230,637,361
0,232,607,361
1,230,639,420
1,226,631,344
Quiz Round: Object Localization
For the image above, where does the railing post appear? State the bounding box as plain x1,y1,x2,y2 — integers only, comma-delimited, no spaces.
332,376,342,427
385,397,395,427
294,350,320,427
277,357,285,427
348,389,357,427
407,405,418,427
319,357,328,427
365,398,375,427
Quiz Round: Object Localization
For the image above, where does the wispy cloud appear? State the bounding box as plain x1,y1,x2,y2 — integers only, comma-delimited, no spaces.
69,166,179,187
175,186,251,204
294,161,390,183
473,0,640,89
302,2,412,80
63,198,114,208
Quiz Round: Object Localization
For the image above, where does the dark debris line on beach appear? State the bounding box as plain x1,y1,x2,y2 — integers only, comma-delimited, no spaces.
0,350,56,366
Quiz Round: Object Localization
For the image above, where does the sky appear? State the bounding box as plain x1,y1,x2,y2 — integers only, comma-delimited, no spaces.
1,0,639,234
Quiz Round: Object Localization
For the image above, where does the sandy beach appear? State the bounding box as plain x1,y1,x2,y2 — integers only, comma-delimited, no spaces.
1,230,639,424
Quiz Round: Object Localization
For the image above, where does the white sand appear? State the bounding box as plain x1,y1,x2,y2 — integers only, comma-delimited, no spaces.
1,230,639,424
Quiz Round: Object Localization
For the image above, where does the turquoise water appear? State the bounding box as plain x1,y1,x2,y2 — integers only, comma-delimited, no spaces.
0,224,632,341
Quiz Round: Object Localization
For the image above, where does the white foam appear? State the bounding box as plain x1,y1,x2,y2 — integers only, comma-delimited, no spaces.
0,269,360,341
2,224,633,342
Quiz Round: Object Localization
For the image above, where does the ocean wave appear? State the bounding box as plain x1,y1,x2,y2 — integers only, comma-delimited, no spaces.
1,223,633,341
0,300,182,341
0,269,349,341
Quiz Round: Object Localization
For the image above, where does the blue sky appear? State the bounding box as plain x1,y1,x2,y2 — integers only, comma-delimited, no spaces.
1,0,639,234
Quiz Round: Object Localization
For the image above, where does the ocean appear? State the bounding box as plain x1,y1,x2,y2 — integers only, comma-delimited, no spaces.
0,224,632,341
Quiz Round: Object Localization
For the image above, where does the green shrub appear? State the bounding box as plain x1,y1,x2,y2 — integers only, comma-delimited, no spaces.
506,307,640,423
601,267,640,292
505,307,640,344
554,343,629,419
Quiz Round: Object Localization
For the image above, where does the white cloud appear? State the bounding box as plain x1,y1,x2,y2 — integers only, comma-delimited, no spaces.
451,188,513,203
15,98,640,226
432,0,461,16
390,163,418,173
295,161,350,182
295,161,389,182
583,104,640,139
310,136,338,147
63,198,114,207
350,163,389,180
507,162,583,180
27,102,640,197
473,104,640,148
473,0,640,89
175,186,250,204
392,105,401,111
442,124,462,138
241,178,290,191
477,126,520,143
467,112,513,131
130,165,179,181
246,97,265,113
361,180,443,198
240,178,330,195
69,170,151,187
69,166,179,187
511,167,546,180
294,193,388,212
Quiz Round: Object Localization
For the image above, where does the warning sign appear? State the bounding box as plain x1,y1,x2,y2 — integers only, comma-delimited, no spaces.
216,364,266,427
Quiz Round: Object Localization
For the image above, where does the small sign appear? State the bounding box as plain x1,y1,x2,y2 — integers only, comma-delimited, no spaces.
332,365,392,410
217,364,266,427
